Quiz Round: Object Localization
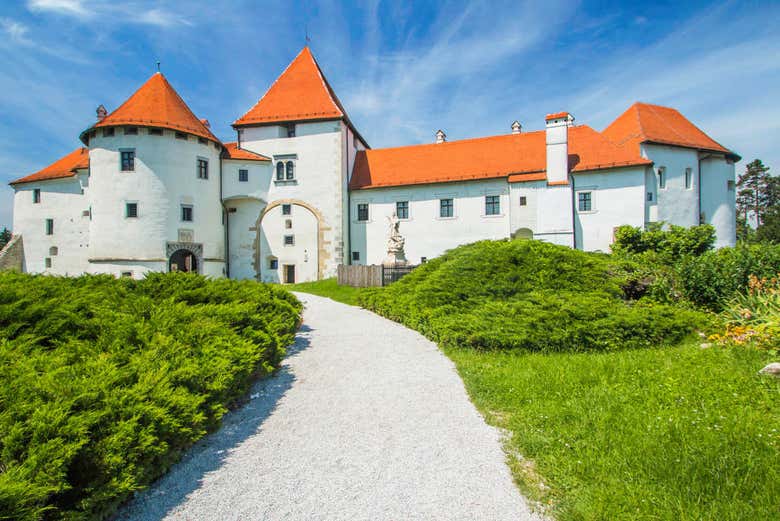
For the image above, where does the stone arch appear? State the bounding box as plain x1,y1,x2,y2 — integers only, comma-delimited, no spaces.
166,242,203,274
251,199,330,280
512,227,534,240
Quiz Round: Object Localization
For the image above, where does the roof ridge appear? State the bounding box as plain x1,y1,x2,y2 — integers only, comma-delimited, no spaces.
363,128,548,154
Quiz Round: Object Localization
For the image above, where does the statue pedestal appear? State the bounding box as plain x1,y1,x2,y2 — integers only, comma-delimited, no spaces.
383,251,408,267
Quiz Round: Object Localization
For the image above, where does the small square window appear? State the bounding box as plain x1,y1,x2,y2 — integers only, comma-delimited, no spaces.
126,202,138,218
120,150,135,171
176,132,188,140
102,127,115,137
282,204,292,215
485,195,500,215
685,168,693,189
357,203,369,221
727,180,735,191
284,235,294,246
181,205,193,222
440,198,453,218
121,271,133,278
647,192,653,202
45,257,52,268
49,246,58,256
33,189,41,204
228,207,237,213
287,123,296,138
149,128,163,136
285,219,292,229
352,251,360,261
578,192,592,212
519,196,527,206
421,256,428,263
396,201,409,219
269,258,279,269
238,169,248,182
197,159,208,179
198,137,208,145
45,218,54,235
124,127,138,135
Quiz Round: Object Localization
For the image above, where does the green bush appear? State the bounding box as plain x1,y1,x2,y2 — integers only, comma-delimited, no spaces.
0,272,301,520
612,223,716,259
359,240,706,352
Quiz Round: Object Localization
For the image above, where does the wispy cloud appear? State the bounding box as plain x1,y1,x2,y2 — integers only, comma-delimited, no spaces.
0,17,31,44
27,0,190,27
27,0,90,18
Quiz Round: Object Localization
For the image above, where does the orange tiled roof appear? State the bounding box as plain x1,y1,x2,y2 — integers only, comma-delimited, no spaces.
10,147,89,185
350,125,651,190
223,142,270,161
80,73,219,144
602,102,737,158
546,111,571,121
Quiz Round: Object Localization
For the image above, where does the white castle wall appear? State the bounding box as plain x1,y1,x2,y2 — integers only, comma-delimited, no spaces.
700,155,737,248
12,174,90,275
641,144,700,228
87,127,225,278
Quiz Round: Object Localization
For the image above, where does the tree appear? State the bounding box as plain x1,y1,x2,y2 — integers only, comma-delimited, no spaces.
756,206,780,243
0,227,11,250
736,159,772,230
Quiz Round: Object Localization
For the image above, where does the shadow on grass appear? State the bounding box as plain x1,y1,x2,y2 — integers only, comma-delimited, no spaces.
112,324,314,520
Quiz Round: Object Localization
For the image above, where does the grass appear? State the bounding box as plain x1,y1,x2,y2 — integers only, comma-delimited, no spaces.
446,342,780,520
285,277,362,306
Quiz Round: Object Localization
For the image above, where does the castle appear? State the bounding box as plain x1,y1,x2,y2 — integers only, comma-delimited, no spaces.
6,47,740,283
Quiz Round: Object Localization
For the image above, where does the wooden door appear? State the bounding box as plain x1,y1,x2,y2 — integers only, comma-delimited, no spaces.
284,264,296,284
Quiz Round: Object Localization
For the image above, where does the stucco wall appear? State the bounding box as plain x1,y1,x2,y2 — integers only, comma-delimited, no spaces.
87,128,225,277
572,166,646,252
641,144,699,228
700,155,737,247
349,179,511,266
258,202,319,283
12,175,90,275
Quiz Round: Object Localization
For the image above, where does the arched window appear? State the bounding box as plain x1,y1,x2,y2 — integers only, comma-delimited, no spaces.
276,162,284,181
286,161,295,180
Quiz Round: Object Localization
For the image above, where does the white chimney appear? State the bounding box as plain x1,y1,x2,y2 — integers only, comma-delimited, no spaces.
96,104,107,122
435,129,446,144
545,112,574,184
511,121,522,134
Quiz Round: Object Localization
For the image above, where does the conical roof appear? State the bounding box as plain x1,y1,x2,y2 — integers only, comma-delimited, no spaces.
233,47,347,126
81,72,219,143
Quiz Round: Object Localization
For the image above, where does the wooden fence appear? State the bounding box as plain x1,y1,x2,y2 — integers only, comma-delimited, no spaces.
337,264,417,287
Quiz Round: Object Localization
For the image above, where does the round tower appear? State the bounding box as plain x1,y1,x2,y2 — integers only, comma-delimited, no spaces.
79,73,225,278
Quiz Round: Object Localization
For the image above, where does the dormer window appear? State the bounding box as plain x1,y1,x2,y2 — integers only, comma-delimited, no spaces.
286,123,296,138
124,127,138,135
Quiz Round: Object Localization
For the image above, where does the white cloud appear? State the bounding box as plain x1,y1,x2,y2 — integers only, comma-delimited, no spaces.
27,0,91,18
0,18,31,44
26,0,190,27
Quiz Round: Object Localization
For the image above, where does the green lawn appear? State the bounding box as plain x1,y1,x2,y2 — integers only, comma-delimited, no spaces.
285,277,362,306
446,342,780,520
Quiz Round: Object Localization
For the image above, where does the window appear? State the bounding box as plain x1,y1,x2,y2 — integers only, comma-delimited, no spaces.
285,219,292,229
727,180,736,191
102,127,114,137
440,198,453,218
45,218,53,235
685,168,693,189
149,128,163,136
285,161,294,180
284,234,294,246
282,204,292,215
176,132,188,140
578,192,592,212
121,271,133,278
647,192,654,202
45,258,52,269
181,205,193,222
357,203,369,221
49,246,58,256
421,256,428,263
33,189,40,204
286,123,296,137
276,162,285,181
125,202,138,218
485,195,500,216
269,258,278,269
238,169,248,182
352,251,360,261
198,137,208,145
124,127,138,135
396,201,409,219
120,150,135,171
658,167,666,189
197,159,208,179
519,196,527,206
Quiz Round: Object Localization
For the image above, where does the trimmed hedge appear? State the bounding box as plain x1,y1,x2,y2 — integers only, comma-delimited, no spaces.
358,240,706,352
0,272,301,520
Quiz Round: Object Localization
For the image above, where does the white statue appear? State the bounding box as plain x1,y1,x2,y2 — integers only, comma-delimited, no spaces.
384,212,407,266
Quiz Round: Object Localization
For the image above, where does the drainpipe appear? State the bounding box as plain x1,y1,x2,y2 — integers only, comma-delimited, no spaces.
219,149,230,278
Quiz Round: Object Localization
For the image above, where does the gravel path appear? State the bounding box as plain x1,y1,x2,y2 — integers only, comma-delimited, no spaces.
116,293,542,521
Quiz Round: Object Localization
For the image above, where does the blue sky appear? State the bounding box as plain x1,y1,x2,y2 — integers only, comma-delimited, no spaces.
1,0,779,230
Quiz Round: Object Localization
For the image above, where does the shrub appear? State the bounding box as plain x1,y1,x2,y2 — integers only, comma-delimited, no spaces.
710,274,780,349
0,272,301,520
612,223,716,259
359,240,707,352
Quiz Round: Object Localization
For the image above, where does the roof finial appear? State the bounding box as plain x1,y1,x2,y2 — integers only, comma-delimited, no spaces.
156,61,161,73
305,24,311,45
